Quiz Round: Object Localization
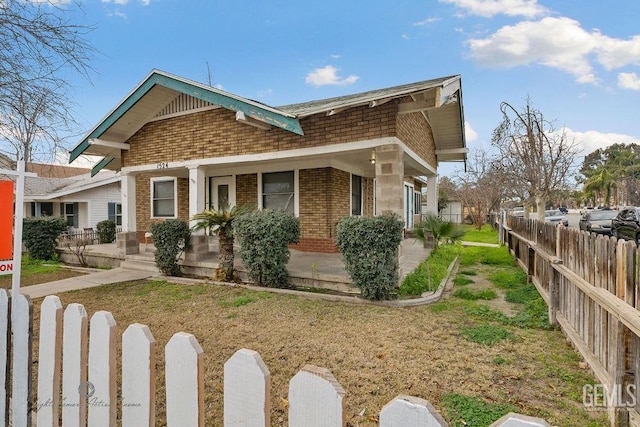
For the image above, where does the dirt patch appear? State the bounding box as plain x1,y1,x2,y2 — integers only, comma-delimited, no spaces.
0,268,85,288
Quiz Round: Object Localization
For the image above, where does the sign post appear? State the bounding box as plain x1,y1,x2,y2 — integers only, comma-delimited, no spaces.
0,161,36,293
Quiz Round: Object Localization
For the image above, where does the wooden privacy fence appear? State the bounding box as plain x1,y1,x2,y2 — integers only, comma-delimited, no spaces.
504,216,640,427
0,290,548,427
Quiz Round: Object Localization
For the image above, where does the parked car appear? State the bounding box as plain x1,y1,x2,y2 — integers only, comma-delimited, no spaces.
544,209,569,227
611,207,640,244
510,207,525,218
579,209,619,235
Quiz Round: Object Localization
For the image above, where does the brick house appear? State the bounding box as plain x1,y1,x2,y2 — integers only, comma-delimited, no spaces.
69,70,466,253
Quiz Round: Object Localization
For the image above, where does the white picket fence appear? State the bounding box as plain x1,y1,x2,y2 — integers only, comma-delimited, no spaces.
0,290,549,426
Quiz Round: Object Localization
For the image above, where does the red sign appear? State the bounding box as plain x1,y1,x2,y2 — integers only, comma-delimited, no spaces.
0,180,14,260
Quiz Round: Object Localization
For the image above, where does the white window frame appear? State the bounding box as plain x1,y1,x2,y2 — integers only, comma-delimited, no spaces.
350,174,363,216
404,181,415,229
414,190,422,215
150,177,178,219
257,169,299,216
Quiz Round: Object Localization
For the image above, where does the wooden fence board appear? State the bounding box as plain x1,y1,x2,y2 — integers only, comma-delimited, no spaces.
11,293,32,427
165,332,204,427
36,296,63,427
289,365,345,427
224,348,270,427
88,311,117,427
122,323,156,427
379,395,447,426
62,303,88,427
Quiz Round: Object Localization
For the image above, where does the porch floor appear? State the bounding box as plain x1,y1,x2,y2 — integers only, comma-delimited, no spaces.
74,238,431,293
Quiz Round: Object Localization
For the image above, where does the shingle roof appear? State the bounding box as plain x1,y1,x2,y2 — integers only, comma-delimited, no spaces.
277,75,459,117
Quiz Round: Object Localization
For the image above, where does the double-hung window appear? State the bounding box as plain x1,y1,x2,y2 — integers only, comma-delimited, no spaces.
108,202,122,226
151,178,177,218
262,171,294,214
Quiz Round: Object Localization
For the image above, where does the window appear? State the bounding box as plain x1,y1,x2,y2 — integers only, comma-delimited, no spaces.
62,203,78,227
108,202,122,226
414,191,421,215
351,174,362,216
262,171,294,214
151,178,176,218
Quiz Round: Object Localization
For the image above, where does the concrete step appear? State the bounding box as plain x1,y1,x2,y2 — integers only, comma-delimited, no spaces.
120,258,161,274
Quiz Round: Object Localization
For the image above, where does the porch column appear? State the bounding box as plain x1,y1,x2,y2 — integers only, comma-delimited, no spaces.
121,172,136,232
374,145,405,219
188,166,206,234
425,174,438,216
374,144,405,282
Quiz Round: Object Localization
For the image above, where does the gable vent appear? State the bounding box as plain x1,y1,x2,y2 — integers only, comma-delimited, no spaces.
155,93,214,118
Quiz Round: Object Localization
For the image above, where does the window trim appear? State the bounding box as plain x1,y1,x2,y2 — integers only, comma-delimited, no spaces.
257,170,299,216
108,202,123,226
350,174,363,216
150,177,178,219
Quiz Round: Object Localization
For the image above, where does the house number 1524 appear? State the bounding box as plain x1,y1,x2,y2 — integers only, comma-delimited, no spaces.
157,162,168,169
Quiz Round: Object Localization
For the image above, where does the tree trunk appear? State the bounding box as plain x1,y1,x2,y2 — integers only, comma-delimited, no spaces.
536,196,545,222
217,230,235,281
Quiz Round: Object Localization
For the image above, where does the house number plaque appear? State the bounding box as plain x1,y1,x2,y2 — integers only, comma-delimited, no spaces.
157,162,169,169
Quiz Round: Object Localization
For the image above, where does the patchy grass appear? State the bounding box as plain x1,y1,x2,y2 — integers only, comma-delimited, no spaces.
0,256,85,288
453,288,497,301
459,324,519,346
453,276,474,286
489,268,528,290
398,244,459,296
442,393,517,427
460,224,500,245
459,246,514,267
458,269,477,276
22,226,607,426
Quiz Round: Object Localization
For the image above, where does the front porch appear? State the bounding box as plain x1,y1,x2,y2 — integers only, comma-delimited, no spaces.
56,237,431,295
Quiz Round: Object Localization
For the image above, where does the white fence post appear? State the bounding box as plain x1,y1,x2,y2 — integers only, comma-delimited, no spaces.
88,311,117,427
36,295,63,427
122,323,156,427
0,289,9,426
379,395,448,426
11,293,32,427
165,332,204,427
224,348,270,427
62,303,89,427
288,365,345,427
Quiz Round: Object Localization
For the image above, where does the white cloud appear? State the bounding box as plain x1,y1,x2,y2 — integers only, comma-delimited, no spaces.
561,127,640,156
465,121,478,142
305,66,359,87
414,17,440,26
257,88,273,98
439,0,548,18
617,72,640,90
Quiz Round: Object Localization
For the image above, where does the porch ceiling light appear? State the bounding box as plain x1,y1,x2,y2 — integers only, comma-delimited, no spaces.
369,151,376,164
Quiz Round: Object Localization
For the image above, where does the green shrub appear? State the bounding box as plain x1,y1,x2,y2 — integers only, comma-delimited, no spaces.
149,220,191,276
96,220,117,244
234,209,300,288
336,214,404,300
23,216,67,260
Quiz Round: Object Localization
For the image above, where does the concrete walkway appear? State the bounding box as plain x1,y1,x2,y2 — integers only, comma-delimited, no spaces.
21,267,154,299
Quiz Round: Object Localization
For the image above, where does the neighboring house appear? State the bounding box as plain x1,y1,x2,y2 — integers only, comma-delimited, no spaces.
69,70,467,252
23,165,122,231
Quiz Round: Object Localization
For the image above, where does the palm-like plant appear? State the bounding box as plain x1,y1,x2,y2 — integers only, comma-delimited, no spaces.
191,204,253,281
420,213,465,250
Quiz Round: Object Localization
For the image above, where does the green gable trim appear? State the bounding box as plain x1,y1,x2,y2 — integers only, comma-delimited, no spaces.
70,72,304,164
91,156,115,177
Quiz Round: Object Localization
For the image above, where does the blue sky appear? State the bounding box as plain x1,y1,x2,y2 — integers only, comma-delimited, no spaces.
59,0,640,177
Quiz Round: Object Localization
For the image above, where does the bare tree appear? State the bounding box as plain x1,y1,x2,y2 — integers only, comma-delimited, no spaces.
492,98,579,221
452,149,505,229
0,0,94,163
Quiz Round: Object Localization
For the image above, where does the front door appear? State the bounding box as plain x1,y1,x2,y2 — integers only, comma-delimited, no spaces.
209,176,236,211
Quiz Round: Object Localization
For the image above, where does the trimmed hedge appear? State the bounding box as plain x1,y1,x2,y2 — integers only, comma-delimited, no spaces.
336,214,404,300
96,220,117,244
149,220,191,276
234,209,300,288
23,216,68,260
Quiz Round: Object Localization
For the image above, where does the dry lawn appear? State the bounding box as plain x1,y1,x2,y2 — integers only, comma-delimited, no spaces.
27,272,609,426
